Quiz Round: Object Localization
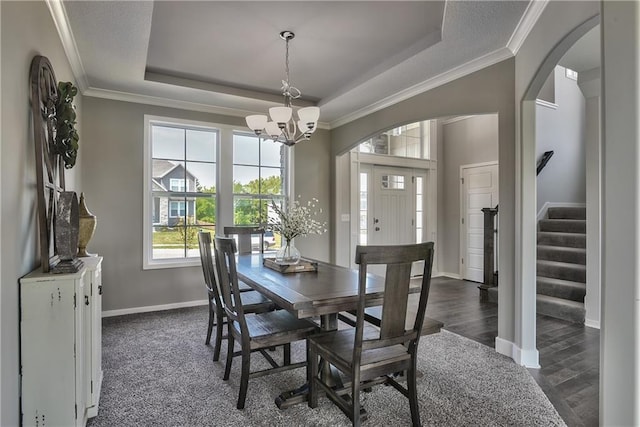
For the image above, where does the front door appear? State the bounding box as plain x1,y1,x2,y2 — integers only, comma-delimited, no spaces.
460,162,498,282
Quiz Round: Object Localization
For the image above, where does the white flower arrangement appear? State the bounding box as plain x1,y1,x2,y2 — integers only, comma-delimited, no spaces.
268,197,327,243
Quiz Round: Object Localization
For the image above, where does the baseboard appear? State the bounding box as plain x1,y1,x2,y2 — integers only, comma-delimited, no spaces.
102,299,208,318
435,272,462,280
537,202,587,222
584,318,601,329
495,337,540,368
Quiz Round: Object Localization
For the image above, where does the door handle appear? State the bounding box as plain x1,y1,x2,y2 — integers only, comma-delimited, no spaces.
375,227,380,231
373,218,379,224
98,285,103,295
85,295,90,306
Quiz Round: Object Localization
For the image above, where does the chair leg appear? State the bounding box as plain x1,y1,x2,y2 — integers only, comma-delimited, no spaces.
213,310,224,362
407,355,422,427
237,349,251,409
205,303,214,345
284,343,291,366
307,342,318,409
352,375,362,427
223,333,234,381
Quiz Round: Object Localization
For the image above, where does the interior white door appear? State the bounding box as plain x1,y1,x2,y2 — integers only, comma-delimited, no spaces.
461,163,498,282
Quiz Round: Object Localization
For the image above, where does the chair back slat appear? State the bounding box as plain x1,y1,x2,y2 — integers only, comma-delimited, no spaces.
380,263,412,339
213,237,248,334
198,231,222,307
354,242,435,363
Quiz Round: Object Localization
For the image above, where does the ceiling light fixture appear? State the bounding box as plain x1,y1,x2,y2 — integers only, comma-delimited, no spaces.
245,31,319,146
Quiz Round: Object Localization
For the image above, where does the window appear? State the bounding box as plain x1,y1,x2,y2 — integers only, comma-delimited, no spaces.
359,172,368,245
232,132,286,229
169,201,186,217
169,178,186,192
144,117,217,267
415,176,424,242
359,121,429,159
144,117,290,268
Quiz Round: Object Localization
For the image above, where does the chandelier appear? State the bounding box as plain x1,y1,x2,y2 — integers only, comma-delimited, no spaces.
245,31,320,146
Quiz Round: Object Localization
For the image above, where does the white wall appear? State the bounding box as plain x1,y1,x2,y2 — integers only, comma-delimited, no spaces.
1,2,82,425
536,66,586,212
441,115,499,276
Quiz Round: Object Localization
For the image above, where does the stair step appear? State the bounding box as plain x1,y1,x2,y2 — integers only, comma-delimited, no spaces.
537,260,586,282
537,245,586,265
487,288,585,323
537,231,586,248
547,207,586,220
537,277,586,302
539,219,586,233
537,294,585,323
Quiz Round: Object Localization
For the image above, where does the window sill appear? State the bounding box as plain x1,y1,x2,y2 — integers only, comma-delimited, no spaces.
143,259,200,270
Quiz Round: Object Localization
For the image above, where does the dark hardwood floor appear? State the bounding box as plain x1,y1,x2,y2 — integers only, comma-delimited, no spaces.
424,276,599,427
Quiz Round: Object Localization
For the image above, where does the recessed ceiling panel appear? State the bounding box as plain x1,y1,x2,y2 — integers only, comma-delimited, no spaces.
146,1,444,103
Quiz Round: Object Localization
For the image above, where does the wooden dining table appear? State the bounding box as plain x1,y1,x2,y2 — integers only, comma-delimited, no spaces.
235,253,441,409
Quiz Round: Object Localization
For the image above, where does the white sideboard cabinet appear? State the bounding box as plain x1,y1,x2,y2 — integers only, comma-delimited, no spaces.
20,256,103,427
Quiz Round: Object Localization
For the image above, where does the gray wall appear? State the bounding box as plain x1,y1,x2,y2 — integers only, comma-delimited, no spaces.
330,60,514,327
441,115,499,275
1,2,83,425
536,66,586,212
81,97,330,312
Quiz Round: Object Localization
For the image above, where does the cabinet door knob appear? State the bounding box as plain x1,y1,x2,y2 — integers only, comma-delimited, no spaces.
85,295,90,305
98,285,103,295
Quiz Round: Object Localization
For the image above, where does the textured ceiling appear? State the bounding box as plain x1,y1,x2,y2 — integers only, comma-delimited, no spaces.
63,1,533,126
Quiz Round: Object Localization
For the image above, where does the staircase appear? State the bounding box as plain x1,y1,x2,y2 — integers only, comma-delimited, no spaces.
536,206,586,323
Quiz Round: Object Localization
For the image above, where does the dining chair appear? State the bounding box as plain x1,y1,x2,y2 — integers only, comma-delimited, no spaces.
197,231,274,361
307,242,435,426
223,226,265,254
214,236,319,409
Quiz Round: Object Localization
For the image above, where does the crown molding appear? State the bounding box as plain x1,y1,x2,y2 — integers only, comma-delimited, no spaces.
507,0,549,55
330,47,513,129
83,87,331,130
45,0,89,91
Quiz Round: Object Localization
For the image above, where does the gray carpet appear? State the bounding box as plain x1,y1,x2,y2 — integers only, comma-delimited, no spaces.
89,306,565,426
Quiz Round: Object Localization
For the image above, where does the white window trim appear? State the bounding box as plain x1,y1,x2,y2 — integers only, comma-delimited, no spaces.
143,115,291,269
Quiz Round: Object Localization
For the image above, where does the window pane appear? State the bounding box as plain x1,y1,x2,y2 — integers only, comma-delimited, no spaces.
186,162,216,192
416,194,423,208
261,140,282,167
186,129,216,162
152,126,184,159
416,176,423,194
416,228,423,242
194,194,216,225
233,165,260,193
260,167,283,195
148,121,217,264
233,196,265,225
233,134,259,165
416,211,423,226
